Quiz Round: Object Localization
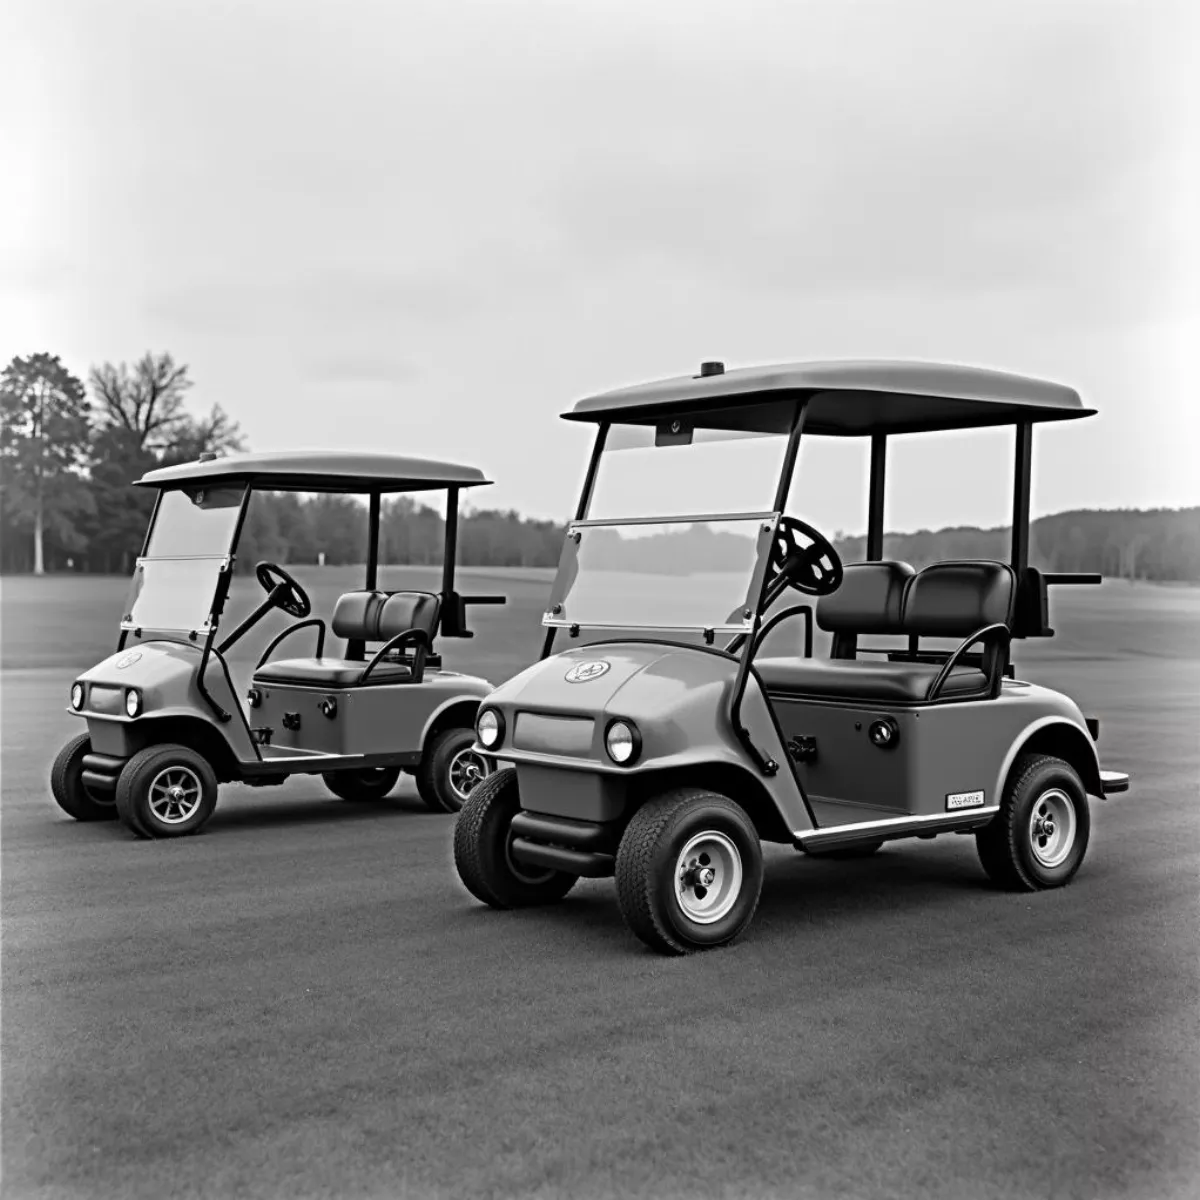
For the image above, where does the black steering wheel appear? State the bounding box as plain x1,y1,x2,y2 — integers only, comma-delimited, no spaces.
769,516,844,597
255,561,312,618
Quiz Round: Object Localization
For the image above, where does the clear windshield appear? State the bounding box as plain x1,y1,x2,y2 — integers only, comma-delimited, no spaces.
586,418,790,521
544,517,776,633
122,485,245,633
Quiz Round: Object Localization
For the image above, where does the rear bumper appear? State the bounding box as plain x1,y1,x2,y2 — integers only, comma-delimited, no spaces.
1100,769,1129,796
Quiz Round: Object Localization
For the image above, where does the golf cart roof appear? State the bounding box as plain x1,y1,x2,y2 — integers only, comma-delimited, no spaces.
135,451,492,494
565,360,1093,436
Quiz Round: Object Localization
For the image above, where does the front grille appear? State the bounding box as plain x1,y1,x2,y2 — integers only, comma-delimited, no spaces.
512,712,595,757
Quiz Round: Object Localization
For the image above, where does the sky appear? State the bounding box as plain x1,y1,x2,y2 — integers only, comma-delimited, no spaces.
3,0,1197,533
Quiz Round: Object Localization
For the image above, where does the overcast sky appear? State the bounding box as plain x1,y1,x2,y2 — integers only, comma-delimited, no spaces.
4,0,1197,532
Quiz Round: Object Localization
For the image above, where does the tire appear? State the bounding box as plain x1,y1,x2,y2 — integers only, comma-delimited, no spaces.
50,732,117,822
976,753,1091,891
453,768,577,908
615,788,764,955
115,744,218,839
807,840,884,859
416,726,491,814
322,766,401,802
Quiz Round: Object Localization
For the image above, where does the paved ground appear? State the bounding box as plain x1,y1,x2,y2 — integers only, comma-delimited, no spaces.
2,578,1198,1199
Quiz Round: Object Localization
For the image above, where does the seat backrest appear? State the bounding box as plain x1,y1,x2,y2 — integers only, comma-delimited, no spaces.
378,591,441,641
331,590,387,641
902,561,1016,638
817,561,913,632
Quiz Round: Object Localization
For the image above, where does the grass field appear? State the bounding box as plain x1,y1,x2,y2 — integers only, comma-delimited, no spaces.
2,572,1198,1200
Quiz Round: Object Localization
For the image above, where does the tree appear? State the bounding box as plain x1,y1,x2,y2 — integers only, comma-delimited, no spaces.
88,352,241,457
0,354,93,573
81,352,245,573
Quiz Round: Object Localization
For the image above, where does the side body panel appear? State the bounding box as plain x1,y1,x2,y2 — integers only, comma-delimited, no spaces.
253,671,491,757
774,677,1103,826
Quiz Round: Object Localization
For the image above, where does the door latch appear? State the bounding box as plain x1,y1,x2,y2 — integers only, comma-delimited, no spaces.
787,735,818,764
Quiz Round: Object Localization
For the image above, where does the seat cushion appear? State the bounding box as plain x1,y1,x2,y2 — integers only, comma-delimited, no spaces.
815,561,914,635
331,591,387,641
253,657,412,688
756,656,988,703
902,561,1015,638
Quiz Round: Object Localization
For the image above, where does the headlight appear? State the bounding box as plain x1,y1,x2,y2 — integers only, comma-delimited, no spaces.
477,708,503,748
605,719,640,765
70,682,85,710
124,688,142,718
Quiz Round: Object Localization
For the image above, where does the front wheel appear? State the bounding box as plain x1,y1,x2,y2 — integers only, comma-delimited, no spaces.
50,732,118,821
416,727,491,813
976,753,1091,891
615,788,764,955
115,744,218,839
453,768,577,907
322,766,401,802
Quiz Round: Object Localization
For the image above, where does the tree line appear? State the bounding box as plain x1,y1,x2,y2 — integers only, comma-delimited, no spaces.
2,351,1197,579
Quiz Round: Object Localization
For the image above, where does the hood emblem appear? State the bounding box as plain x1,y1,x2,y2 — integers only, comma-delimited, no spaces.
115,650,143,670
565,659,611,683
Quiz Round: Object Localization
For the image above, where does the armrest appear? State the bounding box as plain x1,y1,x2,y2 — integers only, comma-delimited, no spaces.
926,623,1011,702
361,628,432,684
255,618,326,669
751,604,814,659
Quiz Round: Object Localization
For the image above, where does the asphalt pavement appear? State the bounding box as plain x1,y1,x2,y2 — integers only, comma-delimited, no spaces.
2,661,1198,1200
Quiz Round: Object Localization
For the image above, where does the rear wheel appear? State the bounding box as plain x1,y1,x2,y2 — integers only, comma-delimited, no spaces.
50,732,117,822
322,766,401,802
115,744,218,839
453,768,577,907
976,753,1091,891
416,727,491,814
615,788,764,955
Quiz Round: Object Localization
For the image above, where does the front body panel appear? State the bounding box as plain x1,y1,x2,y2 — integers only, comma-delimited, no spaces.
75,640,254,762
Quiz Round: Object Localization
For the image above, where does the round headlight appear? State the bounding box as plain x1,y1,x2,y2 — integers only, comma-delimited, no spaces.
605,719,639,765
125,688,142,718
477,708,502,748
70,682,85,710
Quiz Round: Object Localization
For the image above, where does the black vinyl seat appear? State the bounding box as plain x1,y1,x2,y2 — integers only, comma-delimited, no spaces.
756,657,988,702
757,560,1015,704
253,590,440,688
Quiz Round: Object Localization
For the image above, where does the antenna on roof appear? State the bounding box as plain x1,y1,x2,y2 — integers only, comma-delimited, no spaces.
699,361,725,377
197,451,218,462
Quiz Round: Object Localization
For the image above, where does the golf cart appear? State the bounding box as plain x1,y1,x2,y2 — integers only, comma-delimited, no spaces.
52,451,504,838
453,360,1131,954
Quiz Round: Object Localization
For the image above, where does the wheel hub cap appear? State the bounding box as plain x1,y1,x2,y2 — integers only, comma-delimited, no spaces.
674,831,743,925
1028,788,1075,869
148,766,203,825
449,749,488,801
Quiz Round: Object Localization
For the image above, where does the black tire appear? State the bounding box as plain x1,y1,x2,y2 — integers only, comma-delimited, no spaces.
807,840,884,859
453,768,577,907
615,788,764,955
322,766,401,802
976,753,1091,891
416,727,491,814
50,732,117,822
115,744,218,839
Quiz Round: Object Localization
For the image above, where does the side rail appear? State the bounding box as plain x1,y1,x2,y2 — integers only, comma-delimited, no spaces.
255,619,327,669
926,623,1012,702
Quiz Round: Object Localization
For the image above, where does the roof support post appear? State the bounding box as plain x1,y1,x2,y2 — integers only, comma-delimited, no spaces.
442,485,460,599
1011,421,1033,575
575,422,610,520
365,491,381,590
866,434,887,561
772,397,808,512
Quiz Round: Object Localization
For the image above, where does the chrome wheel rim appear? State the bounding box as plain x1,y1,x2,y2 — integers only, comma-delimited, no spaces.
148,765,203,825
1028,788,1076,868
674,831,742,924
448,749,488,802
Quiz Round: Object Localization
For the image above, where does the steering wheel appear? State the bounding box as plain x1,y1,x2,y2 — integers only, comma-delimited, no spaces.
769,516,844,597
255,561,312,618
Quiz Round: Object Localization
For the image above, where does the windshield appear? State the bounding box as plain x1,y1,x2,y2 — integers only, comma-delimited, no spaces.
586,413,791,521
544,517,776,634
122,485,246,634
